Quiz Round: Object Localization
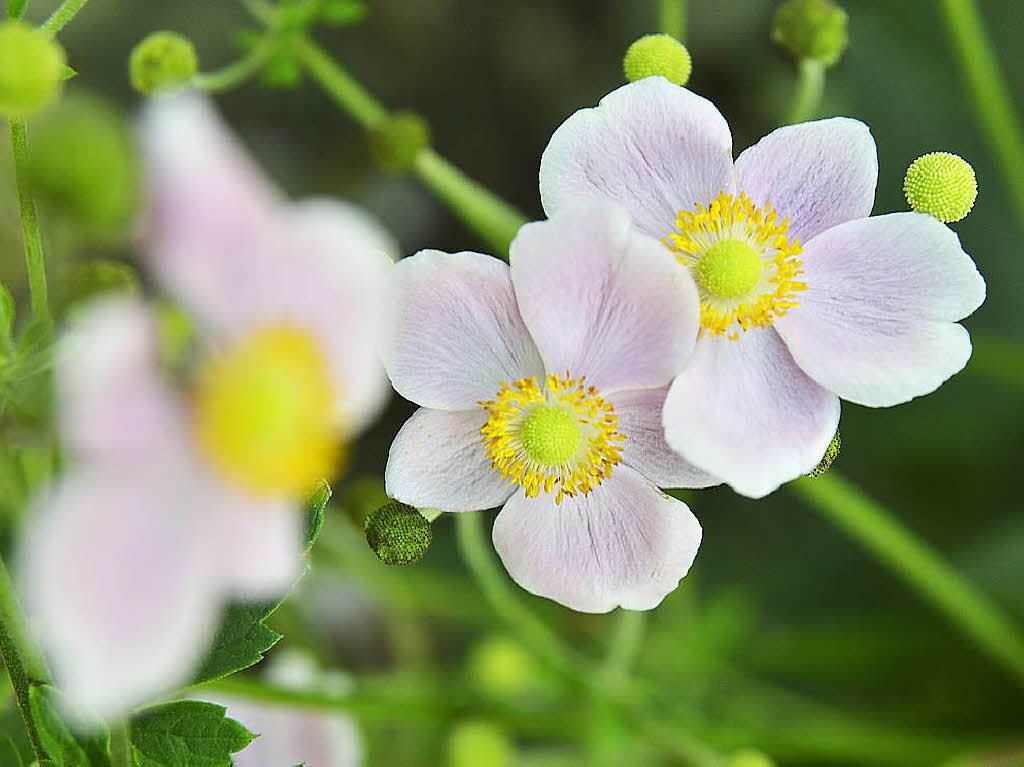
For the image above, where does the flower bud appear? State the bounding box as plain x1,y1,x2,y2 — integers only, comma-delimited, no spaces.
771,0,848,67
370,112,431,173
445,720,513,767
727,749,777,767
623,34,692,87
0,22,66,116
129,31,198,95
365,500,432,565
807,429,840,478
468,636,537,700
903,151,977,223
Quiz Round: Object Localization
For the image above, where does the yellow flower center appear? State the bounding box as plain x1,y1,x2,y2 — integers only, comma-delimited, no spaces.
194,325,340,498
665,191,806,339
480,373,623,504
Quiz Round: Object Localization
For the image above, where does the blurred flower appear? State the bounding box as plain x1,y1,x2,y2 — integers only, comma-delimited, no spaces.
22,93,395,719
384,204,707,612
540,78,986,498
0,21,66,116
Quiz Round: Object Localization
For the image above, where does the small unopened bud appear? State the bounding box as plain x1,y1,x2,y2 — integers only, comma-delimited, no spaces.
727,749,777,767
446,720,513,767
807,429,840,478
468,636,537,700
771,0,848,67
0,22,66,116
365,500,432,565
129,32,198,95
904,151,977,224
370,112,431,173
623,34,692,87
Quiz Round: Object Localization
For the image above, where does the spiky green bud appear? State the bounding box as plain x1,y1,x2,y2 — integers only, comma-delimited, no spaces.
365,500,432,565
370,112,431,173
623,34,692,87
129,32,198,95
807,429,840,478
771,0,848,67
0,22,67,116
904,152,977,224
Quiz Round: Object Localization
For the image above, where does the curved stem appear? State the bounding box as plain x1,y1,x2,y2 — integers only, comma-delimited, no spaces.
192,38,278,94
40,0,89,36
292,36,528,257
658,0,687,41
8,118,51,336
791,473,1024,687
0,556,50,762
599,610,646,691
938,0,1024,230
785,58,825,125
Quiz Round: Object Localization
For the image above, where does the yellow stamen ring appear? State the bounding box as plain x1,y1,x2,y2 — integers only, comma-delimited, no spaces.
665,191,806,339
480,373,623,504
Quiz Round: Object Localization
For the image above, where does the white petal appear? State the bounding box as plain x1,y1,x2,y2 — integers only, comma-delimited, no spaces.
385,407,514,513
57,297,189,462
21,467,221,719
492,466,702,613
142,91,282,331
663,329,840,498
539,78,734,238
510,203,700,393
383,251,544,410
734,118,877,243
611,387,720,489
775,212,986,407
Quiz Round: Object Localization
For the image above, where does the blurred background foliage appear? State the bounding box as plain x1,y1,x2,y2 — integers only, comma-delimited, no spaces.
1,1,1022,765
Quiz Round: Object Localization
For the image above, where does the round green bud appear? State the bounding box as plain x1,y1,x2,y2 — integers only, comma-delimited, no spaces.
468,636,537,700
726,749,777,767
771,0,849,67
903,151,977,223
623,34,692,87
807,429,840,478
0,22,67,116
129,31,198,95
365,500,432,565
445,721,513,767
370,112,431,173
27,95,140,236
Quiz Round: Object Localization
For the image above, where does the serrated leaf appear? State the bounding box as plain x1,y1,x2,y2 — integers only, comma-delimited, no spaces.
190,601,282,686
129,701,253,767
7,0,30,20
304,478,331,551
29,685,110,767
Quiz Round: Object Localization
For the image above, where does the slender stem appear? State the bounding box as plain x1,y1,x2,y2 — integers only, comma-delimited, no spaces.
658,0,687,41
293,36,529,257
938,0,1024,230
110,723,132,767
785,58,825,125
0,556,50,762
8,119,51,336
40,0,89,36
598,610,646,691
791,473,1024,686
192,38,278,94
453,512,577,677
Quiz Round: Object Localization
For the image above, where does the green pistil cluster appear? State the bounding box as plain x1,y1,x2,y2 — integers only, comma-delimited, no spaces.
623,34,692,87
520,405,580,467
904,151,977,223
695,239,762,300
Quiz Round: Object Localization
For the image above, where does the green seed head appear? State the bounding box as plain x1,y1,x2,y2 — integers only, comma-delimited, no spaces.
129,31,198,95
0,22,67,116
695,239,763,299
623,34,692,87
365,501,432,565
771,0,849,67
370,111,431,173
519,405,581,467
903,151,977,223
807,429,840,478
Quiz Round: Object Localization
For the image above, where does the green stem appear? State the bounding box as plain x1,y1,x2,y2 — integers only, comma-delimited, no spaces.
109,724,133,767
453,512,577,677
598,610,646,691
938,0,1024,230
40,0,89,36
785,58,825,125
292,36,528,257
0,556,50,762
791,473,1024,687
192,38,278,94
8,119,51,336
658,0,687,41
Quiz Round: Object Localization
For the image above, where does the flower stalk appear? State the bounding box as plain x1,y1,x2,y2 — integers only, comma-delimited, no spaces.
8,117,51,335
658,0,687,41
40,0,90,37
785,57,825,124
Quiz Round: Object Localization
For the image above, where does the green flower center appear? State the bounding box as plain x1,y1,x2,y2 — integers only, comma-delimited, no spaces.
695,239,762,299
518,405,580,466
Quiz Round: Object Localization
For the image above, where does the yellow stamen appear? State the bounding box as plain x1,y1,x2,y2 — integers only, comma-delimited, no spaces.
480,373,623,504
665,191,806,340
194,324,340,498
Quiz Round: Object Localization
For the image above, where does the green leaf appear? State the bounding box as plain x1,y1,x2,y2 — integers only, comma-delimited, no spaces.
191,600,282,686
304,478,331,551
6,0,30,20
62,65,77,80
29,685,110,767
317,0,367,25
129,701,253,767
0,736,25,767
